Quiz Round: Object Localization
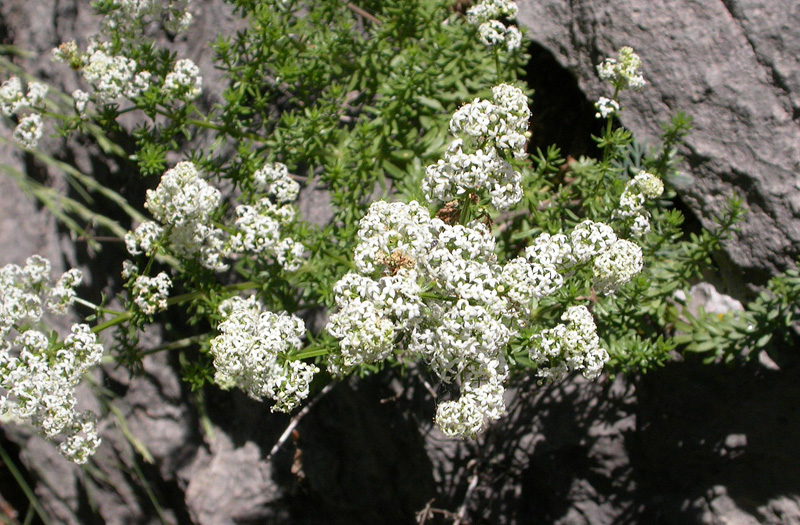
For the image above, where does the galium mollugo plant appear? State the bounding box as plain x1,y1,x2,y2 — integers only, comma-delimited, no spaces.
0,0,767,472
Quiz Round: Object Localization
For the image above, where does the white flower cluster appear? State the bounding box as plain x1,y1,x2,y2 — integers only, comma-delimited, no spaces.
424,84,530,209
597,46,646,90
253,162,300,204
72,89,90,115
594,97,619,119
0,77,26,116
12,114,43,149
225,162,304,271
128,161,305,273
435,365,506,438
131,272,172,315
0,77,47,117
124,220,164,256
162,58,202,102
53,40,202,109
138,161,228,271
0,256,103,463
466,0,522,51
102,0,193,35
593,239,643,295
523,219,643,296
1,77,48,149
329,200,572,437
81,41,151,102
528,306,608,383
209,296,317,412
229,199,305,272
613,170,665,237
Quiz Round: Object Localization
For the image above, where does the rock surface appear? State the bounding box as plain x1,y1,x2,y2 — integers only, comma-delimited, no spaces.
0,1,798,524
517,0,800,294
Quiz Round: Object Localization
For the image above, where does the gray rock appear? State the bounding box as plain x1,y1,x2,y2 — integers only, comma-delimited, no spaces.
517,0,800,292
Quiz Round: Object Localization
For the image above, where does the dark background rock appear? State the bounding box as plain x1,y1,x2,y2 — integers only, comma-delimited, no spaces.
0,1,798,524
517,0,800,295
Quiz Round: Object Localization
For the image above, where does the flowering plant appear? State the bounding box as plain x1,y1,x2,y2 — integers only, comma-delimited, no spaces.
2,4,788,517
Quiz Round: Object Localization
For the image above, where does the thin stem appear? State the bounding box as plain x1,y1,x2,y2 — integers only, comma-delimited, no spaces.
266,382,336,461
140,334,207,356
0,441,51,525
600,86,621,170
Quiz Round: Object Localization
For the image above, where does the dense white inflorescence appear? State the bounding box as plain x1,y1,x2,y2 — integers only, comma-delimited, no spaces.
329,198,546,437
72,89,90,115
253,162,301,204
593,239,644,295
0,77,26,116
125,221,164,256
143,161,228,271
0,257,103,463
327,77,658,437
129,161,305,272
424,84,529,209
82,41,148,102
528,306,608,383
209,296,317,412
102,0,193,35
0,77,48,149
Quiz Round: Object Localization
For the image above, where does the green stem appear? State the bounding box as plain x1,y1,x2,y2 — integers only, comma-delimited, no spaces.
290,346,332,360
152,106,266,143
0,441,51,525
140,334,207,356
600,86,621,170
419,291,457,303
494,49,502,83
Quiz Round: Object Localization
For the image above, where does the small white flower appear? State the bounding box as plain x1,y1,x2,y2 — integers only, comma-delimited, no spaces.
162,58,202,102
146,161,219,225
209,296,315,412
253,162,300,204
569,220,617,264
47,269,83,315
72,89,90,115
529,305,608,382
83,46,138,102
125,220,164,256
504,25,522,51
131,272,171,315
59,412,101,464
466,0,518,25
25,82,48,108
13,114,43,149
597,46,646,90
593,239,644,295
594,96,619,119
0,77,26,116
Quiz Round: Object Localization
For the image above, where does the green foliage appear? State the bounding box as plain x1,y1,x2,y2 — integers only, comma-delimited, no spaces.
1,0,798,478
675,265,800,364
